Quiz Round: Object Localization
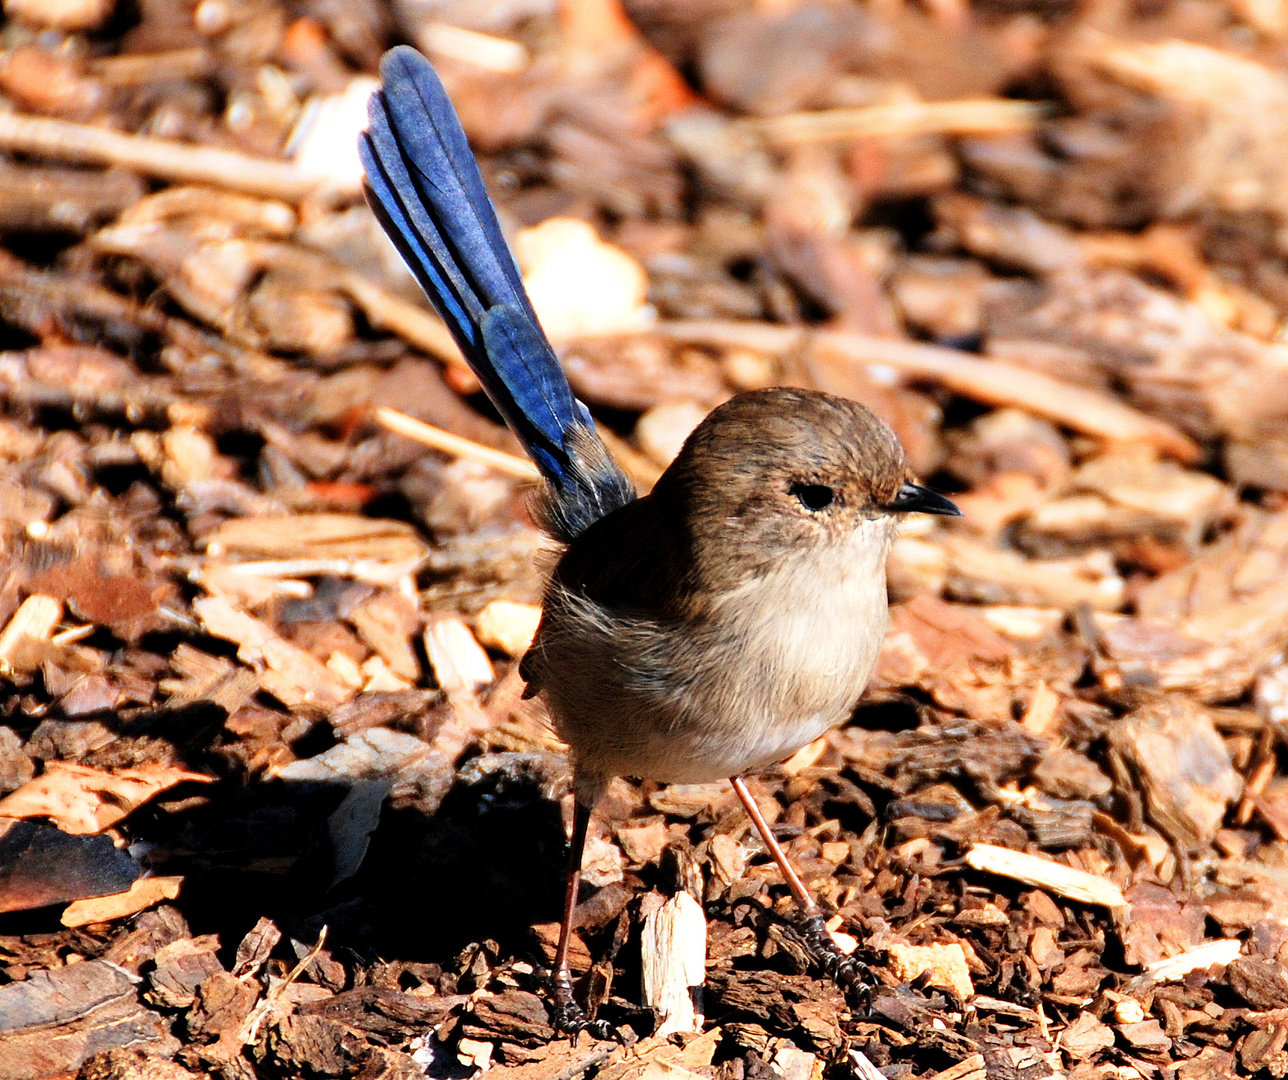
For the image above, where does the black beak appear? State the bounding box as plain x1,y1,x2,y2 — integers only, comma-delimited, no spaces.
889,482,961,517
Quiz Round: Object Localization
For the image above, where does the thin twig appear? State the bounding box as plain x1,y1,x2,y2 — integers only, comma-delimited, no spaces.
235,926,329,1049
0,112,321,202
375,406,540,479
654,320,1200,462
737,98,1049,146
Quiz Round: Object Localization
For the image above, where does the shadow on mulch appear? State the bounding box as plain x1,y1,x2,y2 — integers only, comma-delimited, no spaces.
111,754,570,972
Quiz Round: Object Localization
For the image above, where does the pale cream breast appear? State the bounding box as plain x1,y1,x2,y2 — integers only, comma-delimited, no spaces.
536,514,897,803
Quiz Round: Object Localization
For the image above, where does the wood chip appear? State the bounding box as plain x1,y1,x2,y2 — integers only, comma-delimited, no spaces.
194,594,352,710
348,591,420,681
204,513,430,586
474,599,542,657
0,762,211,834
1109,696,1243,847
641,891,707,1037
61,875,183,927
886,941,974,1001
0,594,61,672
0,110,319,201
966,843,1126,908
657,321,1200,462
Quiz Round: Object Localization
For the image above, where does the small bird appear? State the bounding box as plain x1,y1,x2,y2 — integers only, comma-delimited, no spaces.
360,46,960,1038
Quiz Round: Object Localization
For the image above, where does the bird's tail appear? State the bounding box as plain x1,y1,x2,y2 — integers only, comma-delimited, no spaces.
359,46,634,541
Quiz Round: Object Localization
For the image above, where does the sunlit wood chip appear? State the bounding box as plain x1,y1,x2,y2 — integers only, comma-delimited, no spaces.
61,875,183,927
641,891,706,1037
1145,938,1242,982
886,942,974,1001
349,591,420,680
204,514,429,585
966,843,1126,909
6,0,114,31
425,617,494,694
194,595,351,710
361,655,414,693
636,401,708,468
0,762,211,834
515,218,654,341
475,600,542,657
0,594,62,672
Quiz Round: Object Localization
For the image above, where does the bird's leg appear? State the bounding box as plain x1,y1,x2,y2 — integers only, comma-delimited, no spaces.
731,775,872,1009
549,797,618,1042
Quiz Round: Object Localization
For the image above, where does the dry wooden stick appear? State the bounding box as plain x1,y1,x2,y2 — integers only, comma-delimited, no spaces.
739,98,1048,146
655,320,1200,463
375,406,540,479
0,112,320,202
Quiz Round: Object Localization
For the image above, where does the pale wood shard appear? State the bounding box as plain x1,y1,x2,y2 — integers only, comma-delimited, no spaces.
348,591,421,682
0,594,62,672
769,1045,823,1080
159,643,259,713
966,843,1127,908
425,617,495,695
273,728,431,784
340,278,465,368
1020,680,1062,736
1108,696,1243,847
193,595,352,711
1093,509,1288,701
849,1050,894,1080
205,513,429,562
360,655,415,693
6,0,114,32
885,941,975,1001
203,513,430,586
1025,453,1232,552
419,21,531,73
0,762,212,834
779,735,829,775
1145,938,1243,982
938,533,1126,611
60,875,184,928
425,617,497,759
640,891,707,1037
474,600,542,658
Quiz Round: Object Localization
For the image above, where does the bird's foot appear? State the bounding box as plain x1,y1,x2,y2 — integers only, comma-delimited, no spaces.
798,912,873,1013
549,970,620,1043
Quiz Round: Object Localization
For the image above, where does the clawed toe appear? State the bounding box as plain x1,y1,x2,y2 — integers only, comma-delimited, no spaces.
798,912,873,1012
550,1000,619,1042
548,972,622,1043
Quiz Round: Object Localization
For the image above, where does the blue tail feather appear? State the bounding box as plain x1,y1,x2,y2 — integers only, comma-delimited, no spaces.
360,46,633,536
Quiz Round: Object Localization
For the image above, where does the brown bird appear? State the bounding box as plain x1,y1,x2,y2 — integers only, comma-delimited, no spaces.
361,46,960,1038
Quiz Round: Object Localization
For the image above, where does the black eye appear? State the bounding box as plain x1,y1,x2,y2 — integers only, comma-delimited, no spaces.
791,483,834,511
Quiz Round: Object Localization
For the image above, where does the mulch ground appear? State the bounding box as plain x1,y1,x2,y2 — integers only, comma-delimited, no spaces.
2,0,1288,1078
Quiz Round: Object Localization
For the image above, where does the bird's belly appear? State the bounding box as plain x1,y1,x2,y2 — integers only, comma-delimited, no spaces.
620,708,844,785
537,532,890,796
